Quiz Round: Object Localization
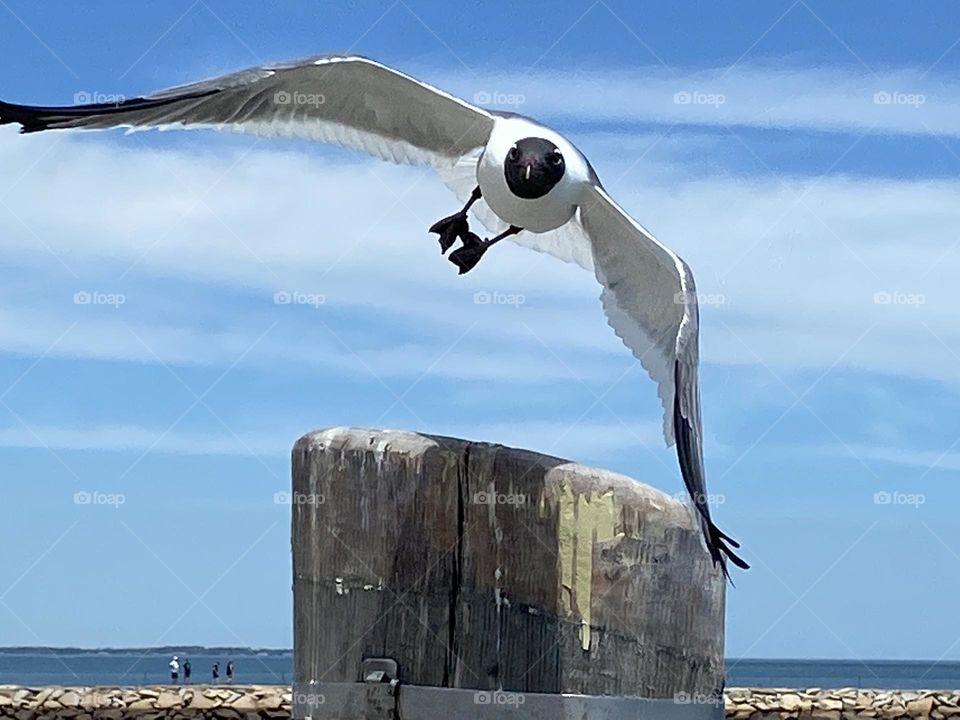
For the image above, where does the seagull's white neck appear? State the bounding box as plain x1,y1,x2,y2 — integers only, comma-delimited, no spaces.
476,115,591,233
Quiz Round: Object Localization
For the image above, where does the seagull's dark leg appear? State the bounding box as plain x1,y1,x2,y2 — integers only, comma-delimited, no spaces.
429,186,482,254
448,225,523,275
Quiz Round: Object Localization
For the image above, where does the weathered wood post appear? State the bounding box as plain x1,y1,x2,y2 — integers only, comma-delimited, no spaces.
292,427,725,719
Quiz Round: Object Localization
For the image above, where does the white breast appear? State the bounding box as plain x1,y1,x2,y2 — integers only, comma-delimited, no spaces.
476,115,592,234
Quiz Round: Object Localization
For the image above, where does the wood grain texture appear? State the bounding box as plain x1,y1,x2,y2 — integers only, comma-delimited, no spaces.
292,427,724,698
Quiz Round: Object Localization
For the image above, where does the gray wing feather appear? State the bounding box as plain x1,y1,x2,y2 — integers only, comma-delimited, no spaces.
0,55,495,167
580,185,686,443
579,184,747,578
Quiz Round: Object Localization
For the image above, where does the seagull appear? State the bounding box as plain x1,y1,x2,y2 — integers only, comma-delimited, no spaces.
0,54,748,579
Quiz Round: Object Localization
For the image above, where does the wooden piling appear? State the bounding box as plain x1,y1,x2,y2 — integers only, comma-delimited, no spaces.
292,427,724,699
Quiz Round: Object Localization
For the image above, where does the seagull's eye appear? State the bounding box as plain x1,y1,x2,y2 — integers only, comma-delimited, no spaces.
508,146,520,161
550,150,564,166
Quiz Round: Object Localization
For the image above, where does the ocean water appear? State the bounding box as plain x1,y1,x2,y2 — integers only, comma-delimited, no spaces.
725,659,960,690
0,652,292,686
1,653,958,690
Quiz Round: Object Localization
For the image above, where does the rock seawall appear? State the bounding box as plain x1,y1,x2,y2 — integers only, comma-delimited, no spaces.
0,685,289,718
726,687,960,718
1,685,959,718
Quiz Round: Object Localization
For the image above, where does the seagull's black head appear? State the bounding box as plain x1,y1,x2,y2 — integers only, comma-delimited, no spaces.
503,137,565,199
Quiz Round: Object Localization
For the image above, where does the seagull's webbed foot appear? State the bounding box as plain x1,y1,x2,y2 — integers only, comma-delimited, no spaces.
429,185,482,254
429,211,470,254
448,232,488,274
447,225,523,275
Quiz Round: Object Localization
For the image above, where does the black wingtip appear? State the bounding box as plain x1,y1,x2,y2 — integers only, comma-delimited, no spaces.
706,521,749,585
0,99,74,134
0,100,45,133
0,88,220,134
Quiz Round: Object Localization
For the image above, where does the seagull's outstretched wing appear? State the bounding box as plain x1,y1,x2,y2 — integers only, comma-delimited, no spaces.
0,55,495,167
579,183,748,579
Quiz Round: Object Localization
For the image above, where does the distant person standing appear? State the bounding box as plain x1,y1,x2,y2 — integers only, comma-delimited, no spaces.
169,655,180,684
226,659,234,684
183,658,192,684
212,661,220,684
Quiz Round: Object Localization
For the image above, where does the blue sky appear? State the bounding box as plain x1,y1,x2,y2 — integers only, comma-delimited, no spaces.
1,0,960,670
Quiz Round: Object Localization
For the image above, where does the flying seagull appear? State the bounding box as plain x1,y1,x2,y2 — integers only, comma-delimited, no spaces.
0,54,748,578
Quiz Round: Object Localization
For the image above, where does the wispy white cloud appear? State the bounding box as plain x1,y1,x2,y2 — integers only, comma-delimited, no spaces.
443,419,667,460
818,442,960,474
0,423,294,456
28,418,954,488
429,63,960,136
3,126,960,392
0,419,667,460
2,56,960,484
